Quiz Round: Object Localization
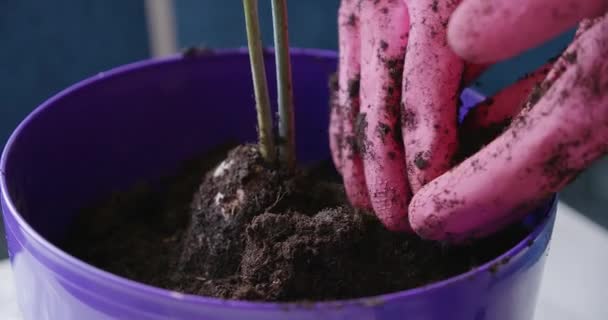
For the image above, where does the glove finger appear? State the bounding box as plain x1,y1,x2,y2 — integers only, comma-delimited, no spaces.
402,0,464,193
329,72,343,172
359,0,412,231
337,0,372,209
448,0,608,63
457,63,553,161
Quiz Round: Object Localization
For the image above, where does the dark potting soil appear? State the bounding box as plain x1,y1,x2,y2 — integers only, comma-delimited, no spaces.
62,144,529,302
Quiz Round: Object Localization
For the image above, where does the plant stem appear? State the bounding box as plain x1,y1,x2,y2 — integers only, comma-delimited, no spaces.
271,0,296,171
243,0,276,162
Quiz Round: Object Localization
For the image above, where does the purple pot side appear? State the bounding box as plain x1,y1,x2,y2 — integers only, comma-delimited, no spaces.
0,49,557,320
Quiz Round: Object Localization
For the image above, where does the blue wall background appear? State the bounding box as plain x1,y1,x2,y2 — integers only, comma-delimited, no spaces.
0,1,605,259
0,0,149,259
175,0,340,51
0,1,149,145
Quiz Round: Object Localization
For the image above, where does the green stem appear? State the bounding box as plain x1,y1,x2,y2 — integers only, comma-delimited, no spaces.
243,0,276,162
271,0,296,171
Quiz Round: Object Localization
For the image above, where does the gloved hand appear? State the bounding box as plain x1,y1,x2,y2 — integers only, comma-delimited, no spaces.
330,0,608,241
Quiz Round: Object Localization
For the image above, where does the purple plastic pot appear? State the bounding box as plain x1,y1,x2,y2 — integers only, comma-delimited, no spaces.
1,49,556,320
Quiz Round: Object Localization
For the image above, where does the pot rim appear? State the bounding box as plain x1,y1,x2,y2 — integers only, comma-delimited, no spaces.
0,47,557,310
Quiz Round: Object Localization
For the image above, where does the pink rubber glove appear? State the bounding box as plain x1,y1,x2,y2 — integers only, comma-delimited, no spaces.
331,0,535,232
409,1,608,241
331,0,472,231
331,0,608,241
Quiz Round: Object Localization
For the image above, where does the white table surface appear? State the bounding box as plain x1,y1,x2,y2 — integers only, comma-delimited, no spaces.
1,202,607,320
